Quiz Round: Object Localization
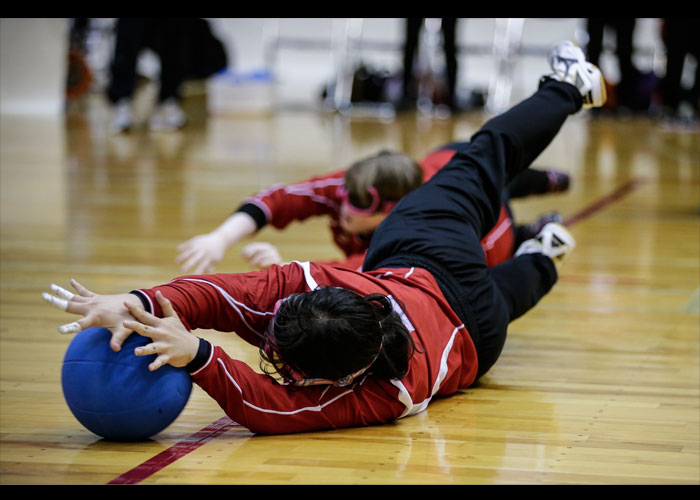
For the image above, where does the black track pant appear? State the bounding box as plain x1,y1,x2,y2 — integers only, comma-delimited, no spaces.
364,79,583,379
107,19,193,104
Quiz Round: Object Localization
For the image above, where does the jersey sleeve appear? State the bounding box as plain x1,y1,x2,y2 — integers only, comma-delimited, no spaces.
132,263,309,346
190,343,406,435
237,169,347,231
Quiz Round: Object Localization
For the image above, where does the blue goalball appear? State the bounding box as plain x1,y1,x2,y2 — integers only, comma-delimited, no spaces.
61,327,193,441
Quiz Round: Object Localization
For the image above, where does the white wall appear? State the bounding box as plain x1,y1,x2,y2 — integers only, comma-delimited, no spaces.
0,18,68,116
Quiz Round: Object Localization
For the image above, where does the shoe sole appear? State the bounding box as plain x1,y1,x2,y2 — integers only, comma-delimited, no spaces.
538,222,576,260
582,64,607,109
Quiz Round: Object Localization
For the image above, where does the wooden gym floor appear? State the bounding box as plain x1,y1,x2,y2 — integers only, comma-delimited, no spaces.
1,90,698,485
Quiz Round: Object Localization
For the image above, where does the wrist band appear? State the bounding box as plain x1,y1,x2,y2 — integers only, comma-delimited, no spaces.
185,338,212,373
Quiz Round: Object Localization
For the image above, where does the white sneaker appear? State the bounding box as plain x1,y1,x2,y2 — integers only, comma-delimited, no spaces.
149,99,186,132
548,41,606,109
110,99,133,133
515,222,576,264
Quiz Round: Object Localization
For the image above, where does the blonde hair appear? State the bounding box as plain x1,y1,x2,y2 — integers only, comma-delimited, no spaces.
344,151,422,211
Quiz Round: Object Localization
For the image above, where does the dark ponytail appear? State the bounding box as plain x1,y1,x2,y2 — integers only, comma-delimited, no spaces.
362,293,419,380
260,287,419,384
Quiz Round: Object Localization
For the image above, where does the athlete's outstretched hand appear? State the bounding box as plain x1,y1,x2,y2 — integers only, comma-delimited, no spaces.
125,291,199,371
41,279,141,352
241,242,284,269
176,231,229,274
175,212,259,274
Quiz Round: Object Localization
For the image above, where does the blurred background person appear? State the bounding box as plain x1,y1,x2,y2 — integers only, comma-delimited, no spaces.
399,18,459,112
658,18,700,124
585,18,641,113
107,18,227,133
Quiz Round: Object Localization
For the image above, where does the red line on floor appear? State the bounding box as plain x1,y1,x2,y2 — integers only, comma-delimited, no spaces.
107,416,240,485
564,177,646,227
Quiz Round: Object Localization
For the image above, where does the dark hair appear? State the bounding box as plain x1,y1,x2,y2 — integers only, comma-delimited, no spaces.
344,150,422,211
260,287,418,383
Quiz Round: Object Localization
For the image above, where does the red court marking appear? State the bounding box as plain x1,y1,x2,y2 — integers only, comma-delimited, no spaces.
105,177,648,485
563,177,646,227
108,417,241,485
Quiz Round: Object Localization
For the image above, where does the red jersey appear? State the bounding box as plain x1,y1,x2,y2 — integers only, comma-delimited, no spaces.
134,260,478,435
241,147,515,270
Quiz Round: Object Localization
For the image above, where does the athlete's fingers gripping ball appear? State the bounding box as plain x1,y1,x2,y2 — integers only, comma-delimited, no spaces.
124,291,199,371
